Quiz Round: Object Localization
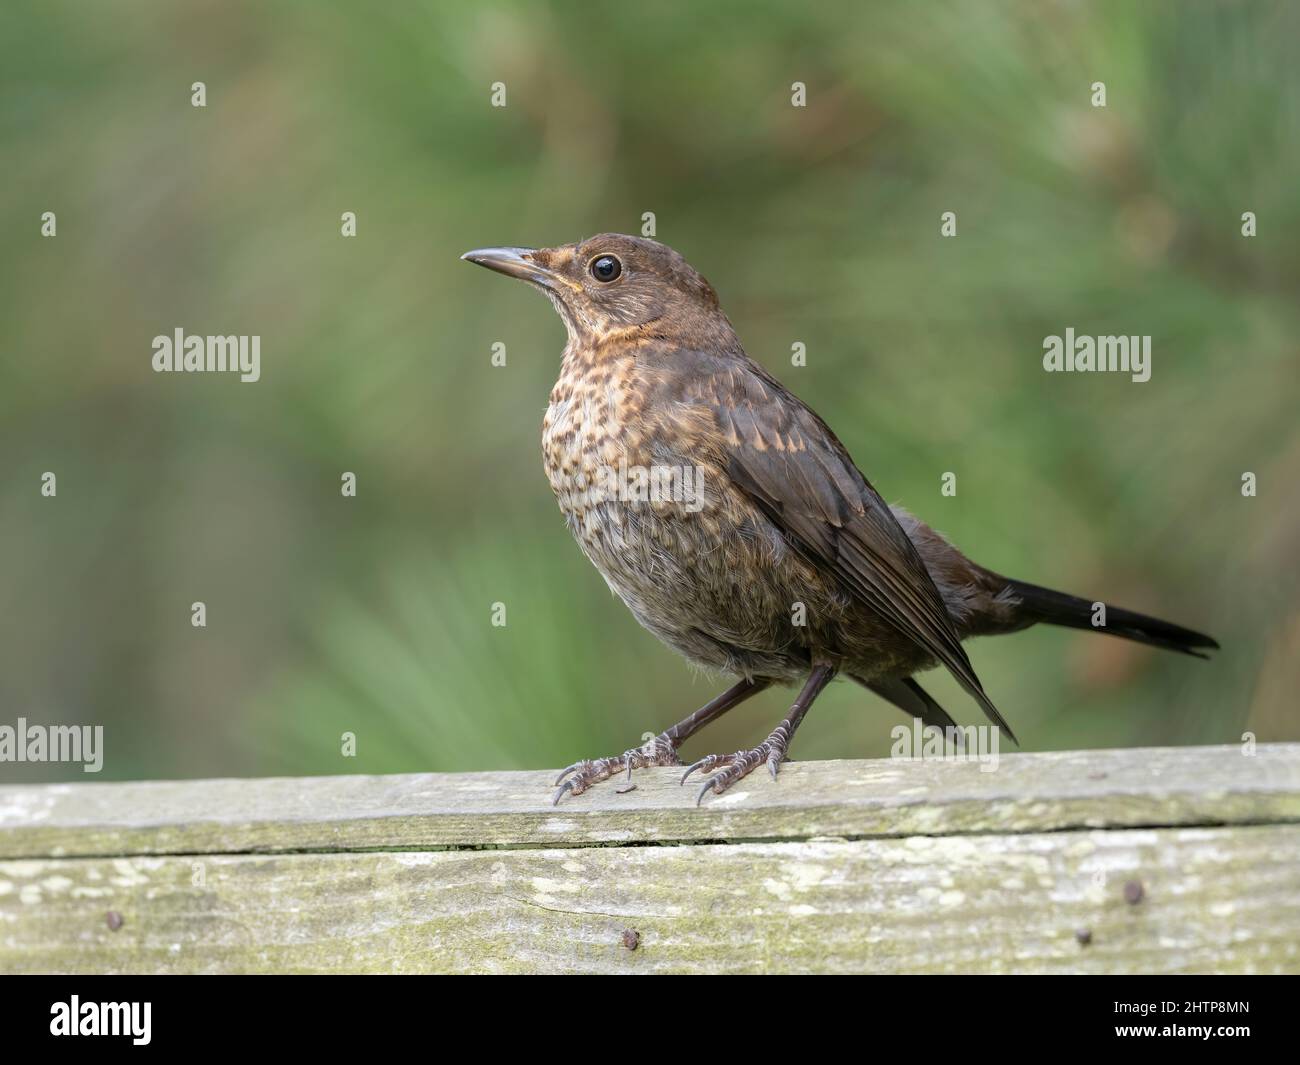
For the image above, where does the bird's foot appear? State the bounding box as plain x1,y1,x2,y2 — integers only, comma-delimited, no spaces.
552,733,681,804
680,729,791,805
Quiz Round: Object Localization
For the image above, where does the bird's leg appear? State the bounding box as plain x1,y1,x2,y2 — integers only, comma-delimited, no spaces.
683,663,836,804
552,677,771,804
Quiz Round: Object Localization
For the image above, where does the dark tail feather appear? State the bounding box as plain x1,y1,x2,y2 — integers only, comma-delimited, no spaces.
852,674,967,750
1005,578,1219,659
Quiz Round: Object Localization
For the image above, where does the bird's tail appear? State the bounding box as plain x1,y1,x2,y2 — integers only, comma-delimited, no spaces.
1003,578,1219,659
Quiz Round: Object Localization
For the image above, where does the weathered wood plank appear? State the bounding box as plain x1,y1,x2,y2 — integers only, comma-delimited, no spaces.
3,825,1297,974
1,745,1296,858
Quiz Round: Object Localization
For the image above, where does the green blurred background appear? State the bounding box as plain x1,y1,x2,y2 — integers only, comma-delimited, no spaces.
2,0,1296,784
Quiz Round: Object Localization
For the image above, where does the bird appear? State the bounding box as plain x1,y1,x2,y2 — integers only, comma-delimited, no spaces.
461,234,1218,805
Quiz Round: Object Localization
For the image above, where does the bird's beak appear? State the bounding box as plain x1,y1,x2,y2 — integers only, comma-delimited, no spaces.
460,246,559,288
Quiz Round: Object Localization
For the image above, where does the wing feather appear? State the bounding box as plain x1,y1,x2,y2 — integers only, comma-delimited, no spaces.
677,351,1015,742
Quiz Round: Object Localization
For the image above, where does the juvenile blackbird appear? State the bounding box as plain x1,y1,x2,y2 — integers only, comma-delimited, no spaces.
462,235,1218,805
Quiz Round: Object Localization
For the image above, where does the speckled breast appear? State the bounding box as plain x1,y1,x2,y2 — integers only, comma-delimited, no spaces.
539,349,819,680
542,357,636,525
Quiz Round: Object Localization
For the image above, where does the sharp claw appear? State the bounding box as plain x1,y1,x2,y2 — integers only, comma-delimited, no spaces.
680,758,709,785
554,762,585,786
768,757,780,779
695,776,719,806
552,780,576,806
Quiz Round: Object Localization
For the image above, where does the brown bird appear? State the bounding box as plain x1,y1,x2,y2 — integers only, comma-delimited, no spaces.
462,234,1218,805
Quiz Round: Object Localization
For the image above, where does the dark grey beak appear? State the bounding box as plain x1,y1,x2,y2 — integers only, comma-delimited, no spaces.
460,246,557,287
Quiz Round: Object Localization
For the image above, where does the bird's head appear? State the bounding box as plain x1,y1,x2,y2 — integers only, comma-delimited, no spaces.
461,233,729,346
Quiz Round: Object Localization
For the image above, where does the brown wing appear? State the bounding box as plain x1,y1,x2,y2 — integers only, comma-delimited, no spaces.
677,350,1016,743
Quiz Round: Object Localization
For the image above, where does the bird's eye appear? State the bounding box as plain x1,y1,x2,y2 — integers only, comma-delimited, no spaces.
590,255,622,282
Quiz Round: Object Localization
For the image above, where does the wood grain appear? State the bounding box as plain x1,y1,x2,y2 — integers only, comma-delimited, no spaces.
1,744,1295,858
2,744,1298,973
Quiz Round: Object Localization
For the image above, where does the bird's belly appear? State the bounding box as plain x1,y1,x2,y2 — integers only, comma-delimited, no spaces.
541,385,931,680
542,399,838,677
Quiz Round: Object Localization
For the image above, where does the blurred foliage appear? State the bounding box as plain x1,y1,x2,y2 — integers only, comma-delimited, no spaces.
1,0,1296,783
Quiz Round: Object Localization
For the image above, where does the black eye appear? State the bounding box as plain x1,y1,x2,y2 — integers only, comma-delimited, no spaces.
590,255,621,282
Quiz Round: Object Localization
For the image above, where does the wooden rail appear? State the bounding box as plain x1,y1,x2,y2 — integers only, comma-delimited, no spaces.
2,744,1298,973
